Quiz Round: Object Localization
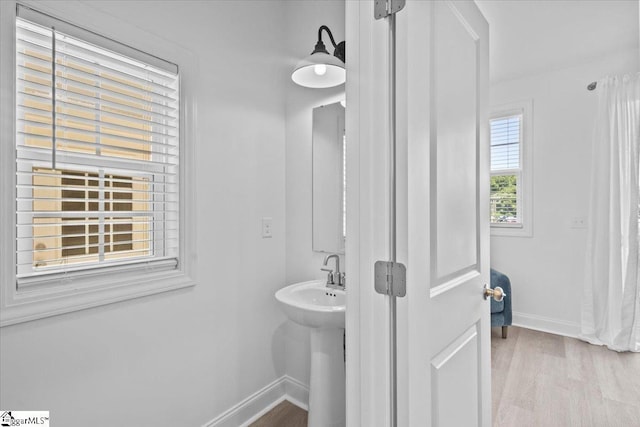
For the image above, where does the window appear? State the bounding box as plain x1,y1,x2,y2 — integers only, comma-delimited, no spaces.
490,101,532,236
1,3,195,326
16,15,178,283
490,115,521,224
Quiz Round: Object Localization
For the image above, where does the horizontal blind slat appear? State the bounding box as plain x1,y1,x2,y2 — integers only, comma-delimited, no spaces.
18,200,178,212
18,104,177,142
55,60,178,103
54,110,179,142
18,181,177,196
56,87,178,122
19,237,167,253
18,210,178,218
55,65,178,106
17,143,179,171
52,48,178,94
56,81,178,114
54,98,178,132
18,118,180,155
19,234,178,252
17,227,178,240
17,53,53,73
17,248,179,271
18,219,177,231
18,89,178,130
16,23,52,51
55,34,177,83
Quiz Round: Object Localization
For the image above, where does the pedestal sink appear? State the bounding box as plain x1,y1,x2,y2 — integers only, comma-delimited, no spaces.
275,279,345,427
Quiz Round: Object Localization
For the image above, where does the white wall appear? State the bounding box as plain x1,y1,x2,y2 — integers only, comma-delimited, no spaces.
285,2,346,285
490,49,639,336
283,1,345,387
0,1,290,426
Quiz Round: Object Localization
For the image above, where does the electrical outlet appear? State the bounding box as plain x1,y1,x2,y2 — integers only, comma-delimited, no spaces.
570,217,587,229
262,217,273,238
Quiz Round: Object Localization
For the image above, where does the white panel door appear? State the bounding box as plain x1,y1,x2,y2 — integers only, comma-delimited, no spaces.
397,1,490,426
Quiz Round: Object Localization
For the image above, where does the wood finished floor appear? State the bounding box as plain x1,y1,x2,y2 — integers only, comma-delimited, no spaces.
249,400,307,427
252,327,640,426
492,326,640,427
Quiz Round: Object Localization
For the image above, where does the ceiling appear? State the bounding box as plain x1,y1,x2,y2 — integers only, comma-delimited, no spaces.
475,0,639,83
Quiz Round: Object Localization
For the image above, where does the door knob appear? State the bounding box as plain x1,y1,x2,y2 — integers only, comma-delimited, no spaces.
484,284,506,302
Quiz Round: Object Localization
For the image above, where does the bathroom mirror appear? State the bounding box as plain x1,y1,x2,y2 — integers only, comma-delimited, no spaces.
312,101,346,253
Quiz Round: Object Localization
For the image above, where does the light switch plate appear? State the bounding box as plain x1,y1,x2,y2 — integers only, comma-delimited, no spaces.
262,217,273,238
570,217,587,229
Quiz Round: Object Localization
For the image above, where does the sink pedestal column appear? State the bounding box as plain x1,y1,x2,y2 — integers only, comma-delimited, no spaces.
308,327,345,427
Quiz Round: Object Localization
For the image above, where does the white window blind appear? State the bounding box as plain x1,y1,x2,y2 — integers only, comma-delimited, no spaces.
490,114,522,225
490,115,520,170
16,8,180,284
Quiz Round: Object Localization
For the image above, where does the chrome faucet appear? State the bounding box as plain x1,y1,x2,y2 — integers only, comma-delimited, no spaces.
321,254,345,289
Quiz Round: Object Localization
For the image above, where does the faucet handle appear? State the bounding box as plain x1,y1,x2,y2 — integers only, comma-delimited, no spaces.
338,272,346,288
320,268,335,285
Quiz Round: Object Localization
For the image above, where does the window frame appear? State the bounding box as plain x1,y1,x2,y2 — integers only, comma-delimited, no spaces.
489,100,533,237
1,1,198,327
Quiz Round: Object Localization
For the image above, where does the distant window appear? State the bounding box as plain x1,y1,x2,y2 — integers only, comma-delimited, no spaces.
490,101,532,236
490,115,521,224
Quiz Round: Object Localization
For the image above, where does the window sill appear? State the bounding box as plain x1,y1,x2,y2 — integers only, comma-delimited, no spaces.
490,223,532,237
1,268,195,327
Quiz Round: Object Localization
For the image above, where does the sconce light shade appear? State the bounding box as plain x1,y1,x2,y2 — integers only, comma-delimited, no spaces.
292,53,345,88
292,26,346,89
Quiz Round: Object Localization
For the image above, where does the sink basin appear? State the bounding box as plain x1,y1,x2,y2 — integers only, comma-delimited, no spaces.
275,279,346,427
275,279,345,328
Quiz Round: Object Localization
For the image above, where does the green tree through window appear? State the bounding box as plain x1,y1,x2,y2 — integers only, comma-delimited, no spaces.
490,175,517,223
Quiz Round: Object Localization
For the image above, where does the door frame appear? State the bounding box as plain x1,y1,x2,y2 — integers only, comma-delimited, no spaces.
345,1,394,425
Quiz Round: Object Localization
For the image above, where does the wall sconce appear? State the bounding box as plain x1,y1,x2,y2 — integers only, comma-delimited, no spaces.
292,25,345,89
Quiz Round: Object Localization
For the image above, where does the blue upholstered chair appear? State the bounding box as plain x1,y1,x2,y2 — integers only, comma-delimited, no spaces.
490,268,512,339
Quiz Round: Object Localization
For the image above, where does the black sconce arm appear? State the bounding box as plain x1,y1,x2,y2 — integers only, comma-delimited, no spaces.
312,25,346,63
318,25,339,49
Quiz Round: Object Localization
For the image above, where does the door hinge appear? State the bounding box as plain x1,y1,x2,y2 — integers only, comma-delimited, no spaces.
374,261,407,297
374,0,406,20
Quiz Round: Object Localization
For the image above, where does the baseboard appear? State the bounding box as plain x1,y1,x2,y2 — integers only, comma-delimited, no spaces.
512,311,581,339
283,375,309,411
203,375,309,427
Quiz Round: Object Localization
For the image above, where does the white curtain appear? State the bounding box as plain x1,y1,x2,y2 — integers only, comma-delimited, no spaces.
581,73,640,352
